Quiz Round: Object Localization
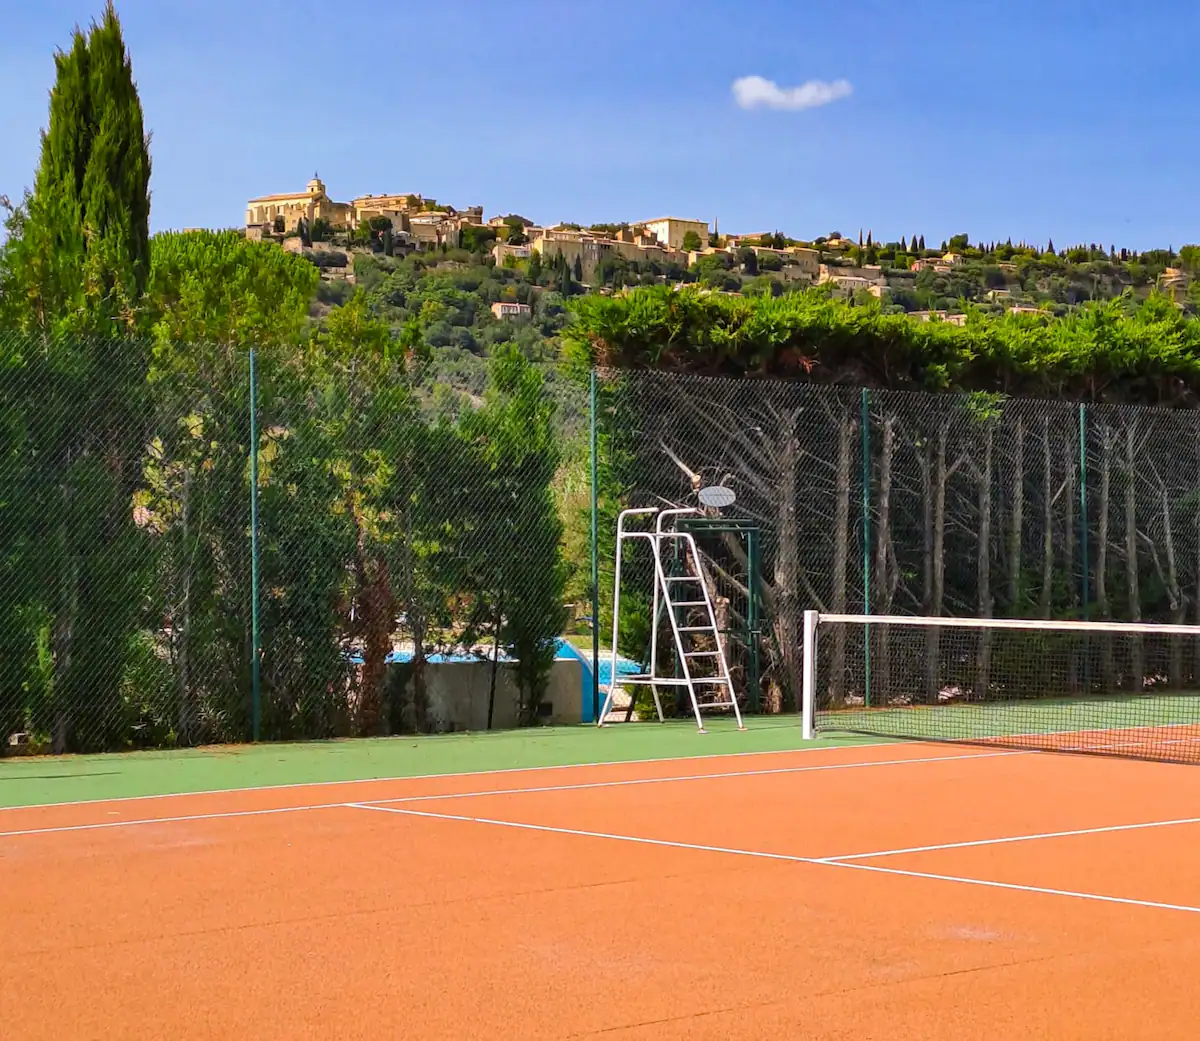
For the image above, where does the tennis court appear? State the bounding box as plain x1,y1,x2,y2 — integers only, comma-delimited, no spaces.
3,727,1200,1040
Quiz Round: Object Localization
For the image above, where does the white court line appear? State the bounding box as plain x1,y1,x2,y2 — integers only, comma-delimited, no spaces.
351,802,811,863
819,816,1200,862
0,802,350,839
829,860,1200,915
0,737,915,814
367,750,1022,808
351,804,1200,916
0,749,1015,839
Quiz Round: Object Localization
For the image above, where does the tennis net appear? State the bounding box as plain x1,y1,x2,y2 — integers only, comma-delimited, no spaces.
801,612,1200,764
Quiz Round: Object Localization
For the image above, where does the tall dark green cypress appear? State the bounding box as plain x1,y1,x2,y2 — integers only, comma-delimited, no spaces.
0,3,153,752
6,0,151,332
80,3,152,315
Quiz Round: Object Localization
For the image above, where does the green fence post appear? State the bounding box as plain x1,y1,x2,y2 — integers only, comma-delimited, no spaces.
1079,402,1091,694
860,387,872,707
589,367,600,723
1079,402,1089,620
249,349,262,742
747,527,761,713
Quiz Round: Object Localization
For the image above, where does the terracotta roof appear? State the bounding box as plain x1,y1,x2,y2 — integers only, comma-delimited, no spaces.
247,192,316,203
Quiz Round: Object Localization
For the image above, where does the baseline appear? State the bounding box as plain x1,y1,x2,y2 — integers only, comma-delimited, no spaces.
0,736,903,813
0,747,1017,840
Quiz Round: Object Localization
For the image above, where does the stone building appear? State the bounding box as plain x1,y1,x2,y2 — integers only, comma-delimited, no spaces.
244,175,352,230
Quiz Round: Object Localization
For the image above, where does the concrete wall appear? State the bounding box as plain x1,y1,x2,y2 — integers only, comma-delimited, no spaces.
402,659,583,732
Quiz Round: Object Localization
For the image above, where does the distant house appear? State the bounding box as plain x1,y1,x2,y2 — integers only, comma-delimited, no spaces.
912,310,968,326
492,244,532,265
912,257,953,274
636,216,710,251
491,301,532,320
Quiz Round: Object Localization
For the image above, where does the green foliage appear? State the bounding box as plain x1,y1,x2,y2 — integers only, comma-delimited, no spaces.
0,1,151,336
681,230,702,251
0,4,155,752
566,285,1200,404
146,230,319,348
459,347,568,720
461,225,498,253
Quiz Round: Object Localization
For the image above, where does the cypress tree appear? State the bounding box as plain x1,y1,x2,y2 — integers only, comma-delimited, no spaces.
900,236,908,253
918,235,926,251
0,2,153,752
2,1,151,332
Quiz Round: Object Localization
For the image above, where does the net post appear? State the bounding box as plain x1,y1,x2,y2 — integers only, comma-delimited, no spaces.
801,609,818,740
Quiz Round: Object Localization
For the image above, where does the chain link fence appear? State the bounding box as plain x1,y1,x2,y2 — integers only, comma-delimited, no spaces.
596,369,1200,713
4,335,1200,754
0,333,584,754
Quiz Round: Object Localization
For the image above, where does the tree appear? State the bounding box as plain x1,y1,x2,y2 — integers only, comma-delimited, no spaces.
145,230,318,346
140,230,320,743
461,225,497,253
573,255,583,283
459,346,567,722
0,1,151,334
739,247,758,276
0,2,153,752
918,235,926,251
682,230,702,251
948,233,970,253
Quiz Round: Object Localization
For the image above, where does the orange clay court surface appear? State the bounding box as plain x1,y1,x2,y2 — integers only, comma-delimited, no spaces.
4,740,1200,1040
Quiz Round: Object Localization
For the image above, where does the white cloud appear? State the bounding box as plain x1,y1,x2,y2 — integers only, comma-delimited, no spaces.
731,75,853,112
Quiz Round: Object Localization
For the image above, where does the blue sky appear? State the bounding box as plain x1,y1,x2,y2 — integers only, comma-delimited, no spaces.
3,0,1198,250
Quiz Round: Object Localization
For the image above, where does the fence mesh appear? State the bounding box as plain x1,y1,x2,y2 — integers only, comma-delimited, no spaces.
597,370,1200,724
0,333,584,753
4,335,1200,754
